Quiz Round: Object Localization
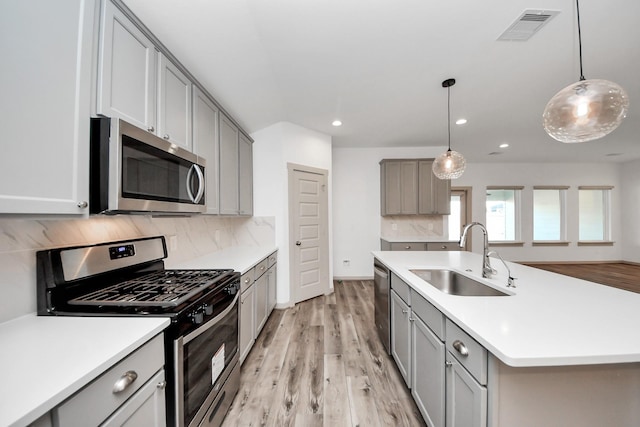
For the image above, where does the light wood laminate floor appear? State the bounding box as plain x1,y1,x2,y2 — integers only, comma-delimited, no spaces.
221,280,425,427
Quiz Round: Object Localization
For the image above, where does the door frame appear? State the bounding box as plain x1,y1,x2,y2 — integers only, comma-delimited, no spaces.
451,187,472,251
287,163,330,304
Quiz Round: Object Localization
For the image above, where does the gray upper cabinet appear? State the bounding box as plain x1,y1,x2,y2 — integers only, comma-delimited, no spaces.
380,160,418,215
380,159,450,216
192,86,220,214
219,114,240,215
97,0,157,132
219,114,254,216
239,133,254,216
157,53,192,149
418,160,451,215
0,0,95,214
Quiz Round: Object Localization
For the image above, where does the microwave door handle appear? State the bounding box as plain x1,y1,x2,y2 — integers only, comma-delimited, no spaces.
193,164,205,204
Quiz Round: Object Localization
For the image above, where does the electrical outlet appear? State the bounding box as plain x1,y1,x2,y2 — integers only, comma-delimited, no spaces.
343,259,350,267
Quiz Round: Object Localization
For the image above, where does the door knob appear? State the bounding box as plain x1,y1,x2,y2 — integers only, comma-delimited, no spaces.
295,241,302,246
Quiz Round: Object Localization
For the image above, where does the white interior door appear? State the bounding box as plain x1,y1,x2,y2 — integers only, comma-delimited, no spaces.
288,164,329,304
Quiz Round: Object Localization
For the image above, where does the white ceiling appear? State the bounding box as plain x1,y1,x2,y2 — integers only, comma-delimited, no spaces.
123,0,640,163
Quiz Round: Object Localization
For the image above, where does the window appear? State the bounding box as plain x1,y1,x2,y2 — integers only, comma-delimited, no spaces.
448,192,462,241
579,187,612,241
485,187,522,242
533,187,567,242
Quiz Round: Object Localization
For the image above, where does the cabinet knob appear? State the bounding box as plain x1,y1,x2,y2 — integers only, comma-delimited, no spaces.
113,370,138,393
163,134,170,140
401,309,408,314
445,361,453,368
244,278,251,284
147,126,155,132
77,201,88,209
295,241,302,246
441,245,447,250
157,380,167,389
405,245,411,250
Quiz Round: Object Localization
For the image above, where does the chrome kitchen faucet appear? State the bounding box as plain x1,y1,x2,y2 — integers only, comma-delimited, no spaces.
459,222,497,279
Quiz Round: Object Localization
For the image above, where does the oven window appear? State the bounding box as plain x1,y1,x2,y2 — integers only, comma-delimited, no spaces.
183,298,238,425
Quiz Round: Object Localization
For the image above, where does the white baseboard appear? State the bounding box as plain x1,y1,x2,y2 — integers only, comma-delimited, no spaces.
333,276,374,281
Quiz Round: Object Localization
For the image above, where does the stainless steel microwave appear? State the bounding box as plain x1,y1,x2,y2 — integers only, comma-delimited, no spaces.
90,117,206,214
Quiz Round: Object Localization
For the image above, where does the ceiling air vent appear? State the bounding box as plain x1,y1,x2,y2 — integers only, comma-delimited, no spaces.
498,9,560,41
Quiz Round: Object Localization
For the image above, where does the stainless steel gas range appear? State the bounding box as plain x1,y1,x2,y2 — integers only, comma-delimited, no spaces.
36,236,240,427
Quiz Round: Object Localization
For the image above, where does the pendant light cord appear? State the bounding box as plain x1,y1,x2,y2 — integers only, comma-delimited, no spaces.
576,0,585,81
447,85,452,151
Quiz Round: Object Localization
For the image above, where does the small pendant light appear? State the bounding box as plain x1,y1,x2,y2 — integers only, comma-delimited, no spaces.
433,78,466,180
543,0,629,143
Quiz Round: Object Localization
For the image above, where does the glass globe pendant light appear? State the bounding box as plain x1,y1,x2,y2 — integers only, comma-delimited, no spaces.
433,78,466,180
542,0,629,143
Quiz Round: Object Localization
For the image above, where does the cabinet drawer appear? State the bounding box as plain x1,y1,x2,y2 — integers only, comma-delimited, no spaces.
446,319,487,385
254,258,269,279
390,242,427,251
55,333,164,427
267,251,277,267
426,242,459,251
391,272,411,305
412,292,445,340
241,268,255,293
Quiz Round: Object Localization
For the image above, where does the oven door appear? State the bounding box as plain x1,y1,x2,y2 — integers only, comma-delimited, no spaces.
174,291,239,427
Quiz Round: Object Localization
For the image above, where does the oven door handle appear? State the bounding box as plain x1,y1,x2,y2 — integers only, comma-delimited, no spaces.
183,292,239,345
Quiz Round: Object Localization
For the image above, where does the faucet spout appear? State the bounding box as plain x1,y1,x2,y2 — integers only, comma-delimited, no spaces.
459,222,496,278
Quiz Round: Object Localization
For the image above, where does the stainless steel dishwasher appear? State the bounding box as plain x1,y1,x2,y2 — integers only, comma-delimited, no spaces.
374,260,391,354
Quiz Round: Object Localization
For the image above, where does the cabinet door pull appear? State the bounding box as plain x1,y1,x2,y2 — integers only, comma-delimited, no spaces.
445,361,453,368
112,370,138,393
147,126,155,132
401,309,408,314
452,340,469,357
163,134,170,139
404,245,411,249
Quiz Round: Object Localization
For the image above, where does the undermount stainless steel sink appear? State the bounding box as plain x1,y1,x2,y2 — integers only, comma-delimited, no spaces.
409,269,510,297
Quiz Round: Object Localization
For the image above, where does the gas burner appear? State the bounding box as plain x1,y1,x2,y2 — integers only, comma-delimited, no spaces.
68,269,232,307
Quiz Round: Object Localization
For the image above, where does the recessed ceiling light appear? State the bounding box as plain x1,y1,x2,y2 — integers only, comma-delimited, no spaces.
456,119,467,125
499,143,509,148
488,151,503,156
605,153,623,157
332,120,342,127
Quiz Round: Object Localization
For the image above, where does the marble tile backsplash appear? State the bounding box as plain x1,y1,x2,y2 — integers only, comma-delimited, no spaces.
0,215,275,323
380,215,447,239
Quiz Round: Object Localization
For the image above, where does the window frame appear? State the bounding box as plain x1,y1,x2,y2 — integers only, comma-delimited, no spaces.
485,186,523,245
577,186,613,244
532,186,569,245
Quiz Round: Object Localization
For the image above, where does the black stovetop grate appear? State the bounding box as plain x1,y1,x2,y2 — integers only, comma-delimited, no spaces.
68,269,232,307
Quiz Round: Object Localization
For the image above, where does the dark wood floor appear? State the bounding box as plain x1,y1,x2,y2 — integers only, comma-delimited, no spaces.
520,262,640,294
221,280,425,427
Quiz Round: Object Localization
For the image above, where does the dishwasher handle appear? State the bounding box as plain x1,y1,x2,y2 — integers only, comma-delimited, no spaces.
374,264,388,279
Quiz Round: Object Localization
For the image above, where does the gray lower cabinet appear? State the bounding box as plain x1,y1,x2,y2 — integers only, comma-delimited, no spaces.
240,251,278,364
445,353,487,427
390,290,411,386
381,239,458,251
389,271,486,427
239,282,256,363
52,334,166,427
412,315,445,427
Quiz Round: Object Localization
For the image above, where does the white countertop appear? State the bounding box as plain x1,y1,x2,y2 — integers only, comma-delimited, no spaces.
0,314,169,427
169,245,277,274
373,250,640,368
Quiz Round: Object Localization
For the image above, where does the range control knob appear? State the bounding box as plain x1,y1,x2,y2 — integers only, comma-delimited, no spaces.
203,304,213,315
192,311,204,324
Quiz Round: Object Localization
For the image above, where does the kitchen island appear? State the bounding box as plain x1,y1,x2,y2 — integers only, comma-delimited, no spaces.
373,250,640,427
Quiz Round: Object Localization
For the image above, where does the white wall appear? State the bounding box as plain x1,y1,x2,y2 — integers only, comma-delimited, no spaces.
252,122,332,306
621,159,640,263
332,146,446,278
332,146,625,278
